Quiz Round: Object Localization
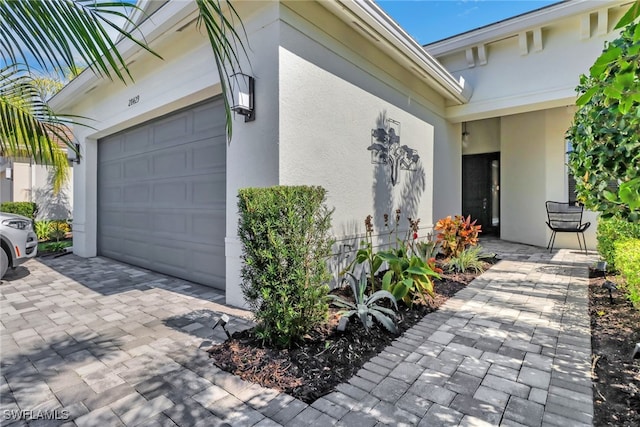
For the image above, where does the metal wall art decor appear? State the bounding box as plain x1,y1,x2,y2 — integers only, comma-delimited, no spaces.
368,118,420,186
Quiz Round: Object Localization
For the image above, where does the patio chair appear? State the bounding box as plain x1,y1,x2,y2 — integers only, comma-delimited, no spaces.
545,201,591,254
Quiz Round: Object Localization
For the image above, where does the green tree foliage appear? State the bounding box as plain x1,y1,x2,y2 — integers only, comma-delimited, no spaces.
566,2,640,221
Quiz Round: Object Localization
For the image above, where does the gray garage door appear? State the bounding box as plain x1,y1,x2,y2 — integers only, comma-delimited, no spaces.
98,99,226,289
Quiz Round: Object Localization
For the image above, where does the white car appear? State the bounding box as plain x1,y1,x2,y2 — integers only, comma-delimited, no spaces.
0,212,38,279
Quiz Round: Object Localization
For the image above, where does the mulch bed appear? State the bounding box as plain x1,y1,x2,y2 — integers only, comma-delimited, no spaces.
207,269,483,404
589,269,640,426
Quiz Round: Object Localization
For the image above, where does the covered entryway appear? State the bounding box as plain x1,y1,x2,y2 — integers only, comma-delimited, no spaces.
97,98,226,289
462,152,500,236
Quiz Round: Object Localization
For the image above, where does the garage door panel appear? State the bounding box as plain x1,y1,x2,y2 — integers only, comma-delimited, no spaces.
100,187,122,204
153,213,187,234
98,98,225,290
124,157,150,179
124,127,150,153
193,177,225,205
122,212,149,230
193,104,225,135
152,182,188,204
100,136,123,159
123,184,150,203
100,162,122,181
192,211,224,242
193,140,225,170
152,244,186,267
191,245,224,275
153,150,188,176
100,209,123,229
153,114,190,146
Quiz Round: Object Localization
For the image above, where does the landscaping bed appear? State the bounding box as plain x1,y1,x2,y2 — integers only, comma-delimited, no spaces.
207,269,482,403
589,270,640,426
37,238,72,257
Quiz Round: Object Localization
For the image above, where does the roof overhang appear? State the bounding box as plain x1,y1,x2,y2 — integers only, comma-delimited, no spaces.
320,0,471,104
49,0,199,111
427,0,631,57
50,0,471,111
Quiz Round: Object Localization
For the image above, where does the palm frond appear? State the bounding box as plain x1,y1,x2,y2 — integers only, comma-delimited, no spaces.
0,66,76,193
195,0,250,141
0,0,161,82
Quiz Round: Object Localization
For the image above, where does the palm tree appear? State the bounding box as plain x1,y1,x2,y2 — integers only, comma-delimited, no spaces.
0,0,247,192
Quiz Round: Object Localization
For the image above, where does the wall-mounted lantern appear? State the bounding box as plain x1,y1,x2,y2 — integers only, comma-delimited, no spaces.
67,143,81,165
231,72,255,122
462,122,470,147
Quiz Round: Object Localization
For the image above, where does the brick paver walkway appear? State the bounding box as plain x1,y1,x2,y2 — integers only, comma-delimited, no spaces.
0,241,597,426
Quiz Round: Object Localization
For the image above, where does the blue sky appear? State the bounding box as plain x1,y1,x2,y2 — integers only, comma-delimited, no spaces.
376,0,561,44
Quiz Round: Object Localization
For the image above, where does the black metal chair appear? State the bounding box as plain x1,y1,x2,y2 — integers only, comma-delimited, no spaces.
545,201,591,254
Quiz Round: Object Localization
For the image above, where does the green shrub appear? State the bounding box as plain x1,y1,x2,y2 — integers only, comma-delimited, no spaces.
0,202,38,219
597,217,640,270
237,186,333,348
614,239,640,310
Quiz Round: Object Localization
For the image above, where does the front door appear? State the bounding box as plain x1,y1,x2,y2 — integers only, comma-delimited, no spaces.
462,152,500,236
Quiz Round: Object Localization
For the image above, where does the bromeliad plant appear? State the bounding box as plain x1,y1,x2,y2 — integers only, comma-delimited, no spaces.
329,272,399,334
434,215,481,258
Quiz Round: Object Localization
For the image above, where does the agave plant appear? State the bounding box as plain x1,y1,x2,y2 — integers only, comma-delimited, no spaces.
329,271,398,334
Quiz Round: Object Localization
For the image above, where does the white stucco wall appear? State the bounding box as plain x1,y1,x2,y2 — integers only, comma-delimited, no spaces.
500,107,596,250
277,1,450,282
436,4,627,121
500,111,548,247
223,3,282,307
462,118,500,156
0,161,72,219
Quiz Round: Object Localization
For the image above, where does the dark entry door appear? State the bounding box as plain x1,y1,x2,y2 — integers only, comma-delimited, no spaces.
462,152,500,236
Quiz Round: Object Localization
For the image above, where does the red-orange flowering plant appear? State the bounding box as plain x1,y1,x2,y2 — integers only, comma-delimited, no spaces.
434,215,481,258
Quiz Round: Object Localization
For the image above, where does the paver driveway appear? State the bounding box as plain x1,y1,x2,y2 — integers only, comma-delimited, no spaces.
0,242,597,426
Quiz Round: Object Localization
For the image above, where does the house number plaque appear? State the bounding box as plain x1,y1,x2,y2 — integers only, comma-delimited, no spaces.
128,95,140,107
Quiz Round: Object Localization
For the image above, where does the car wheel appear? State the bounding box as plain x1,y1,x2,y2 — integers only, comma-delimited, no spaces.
0,248,8,279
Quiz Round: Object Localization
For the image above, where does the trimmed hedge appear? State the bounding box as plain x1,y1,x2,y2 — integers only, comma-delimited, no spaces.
614,239,640,310
237,185,334,348
596,216,640,270
0,202,38,219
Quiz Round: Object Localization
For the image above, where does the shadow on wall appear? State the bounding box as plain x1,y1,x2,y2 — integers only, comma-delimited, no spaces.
326,111,427,287
33,171,72,220
372,110,426,236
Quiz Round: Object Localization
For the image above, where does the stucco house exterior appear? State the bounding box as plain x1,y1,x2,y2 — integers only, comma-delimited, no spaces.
0,157,73,221
49,0,629,307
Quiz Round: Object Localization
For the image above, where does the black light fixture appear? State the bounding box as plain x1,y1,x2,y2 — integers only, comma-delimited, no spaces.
212,313,231,339
230,72,255,122
597,261,617,304
462,122,470,147
67,143,81,165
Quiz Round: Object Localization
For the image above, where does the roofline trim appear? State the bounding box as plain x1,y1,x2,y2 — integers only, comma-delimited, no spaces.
427,0,627,57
